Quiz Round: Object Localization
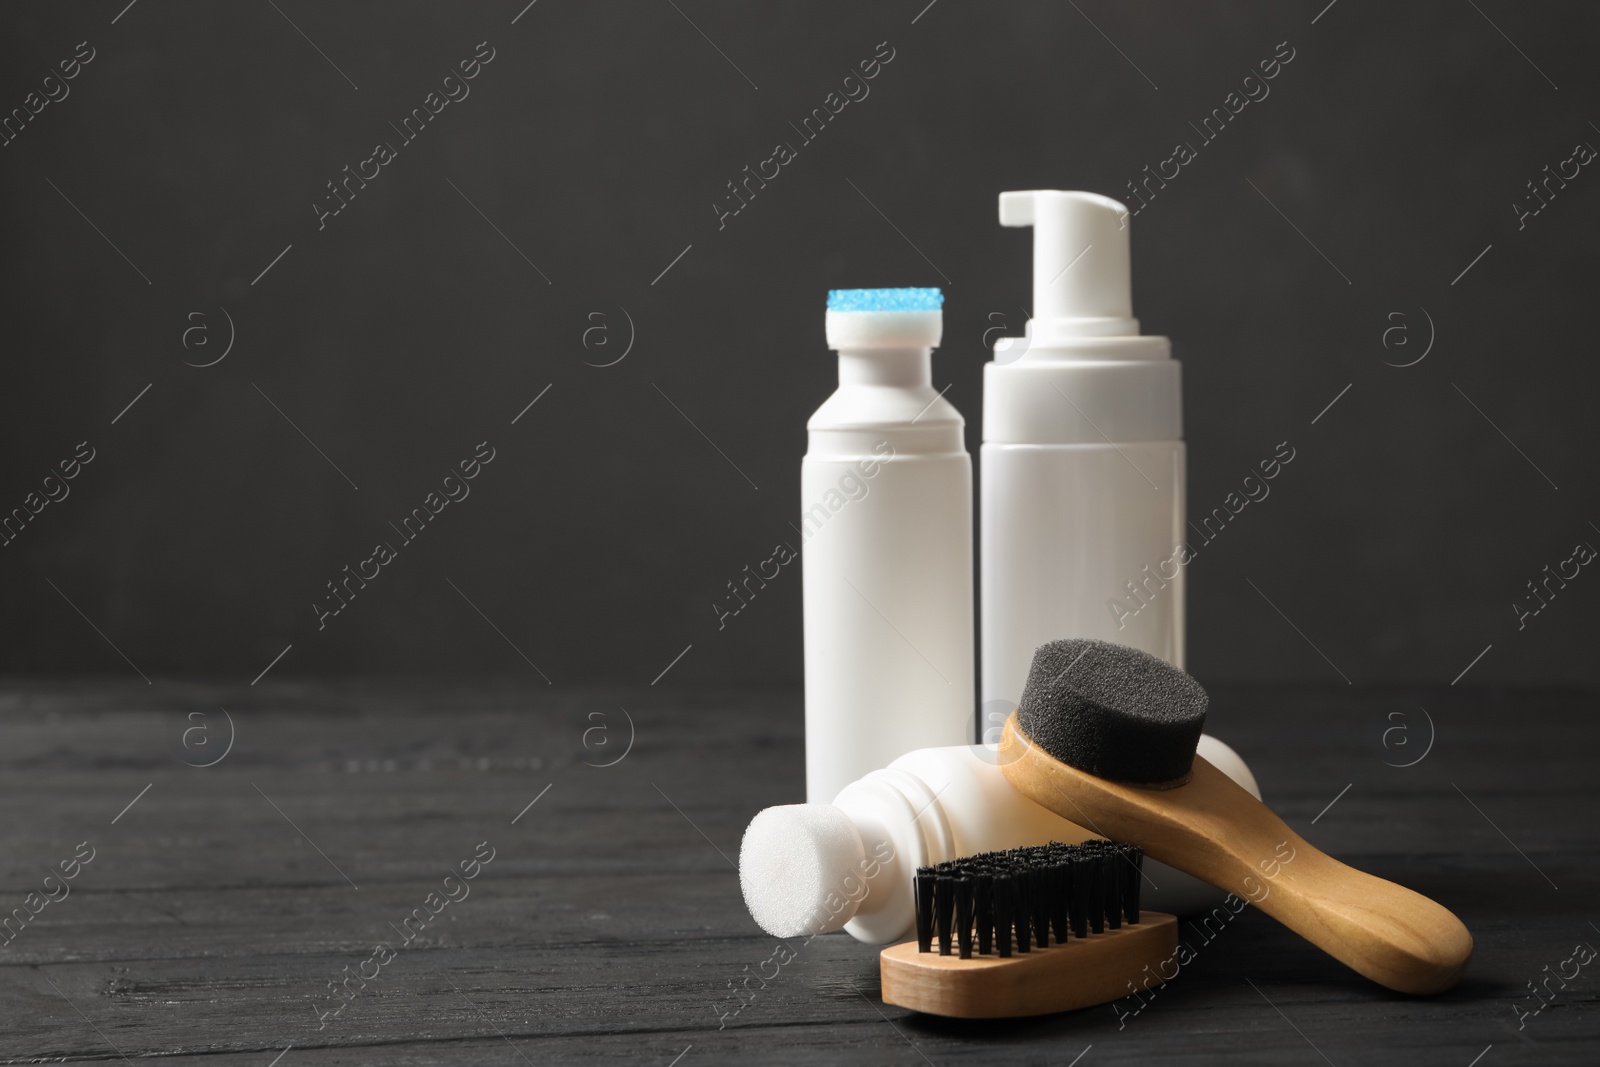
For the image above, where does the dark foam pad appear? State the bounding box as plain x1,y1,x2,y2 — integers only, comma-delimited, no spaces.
1016,638,1208,786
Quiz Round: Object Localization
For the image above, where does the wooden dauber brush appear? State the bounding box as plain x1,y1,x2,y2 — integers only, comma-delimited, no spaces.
879,840,1178,1018
997,638,1472,995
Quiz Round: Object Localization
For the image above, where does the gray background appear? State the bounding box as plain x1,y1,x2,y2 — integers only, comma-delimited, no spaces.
1,0,1595,690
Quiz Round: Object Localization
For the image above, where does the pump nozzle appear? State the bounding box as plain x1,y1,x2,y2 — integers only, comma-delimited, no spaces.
999,190,1138,341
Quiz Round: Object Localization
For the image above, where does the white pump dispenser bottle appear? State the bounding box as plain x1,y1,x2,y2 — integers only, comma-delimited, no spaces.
981,191,1186,709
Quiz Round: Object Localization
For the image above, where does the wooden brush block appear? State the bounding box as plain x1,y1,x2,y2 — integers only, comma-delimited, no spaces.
999,713,1472,995
880,912,1178,1018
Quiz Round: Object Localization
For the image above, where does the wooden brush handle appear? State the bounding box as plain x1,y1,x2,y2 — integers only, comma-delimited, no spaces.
1000,715,1472,994
880,913,1179,1019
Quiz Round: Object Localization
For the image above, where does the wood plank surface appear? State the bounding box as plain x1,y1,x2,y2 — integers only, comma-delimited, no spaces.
0,680,1595,1064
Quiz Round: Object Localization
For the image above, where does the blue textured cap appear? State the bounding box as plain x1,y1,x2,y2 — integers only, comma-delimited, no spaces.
826,287,943,312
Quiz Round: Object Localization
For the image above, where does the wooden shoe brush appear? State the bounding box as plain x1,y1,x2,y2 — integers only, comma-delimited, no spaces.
879,840,1178,1018
997,638,1473,995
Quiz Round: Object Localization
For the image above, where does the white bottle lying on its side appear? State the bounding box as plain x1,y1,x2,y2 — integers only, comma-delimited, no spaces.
740,736,1262,944
802,288,974,806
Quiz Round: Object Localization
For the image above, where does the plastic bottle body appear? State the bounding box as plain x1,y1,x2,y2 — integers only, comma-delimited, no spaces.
832,738,1256,944
802,422,974,804
980,189,1187,707
980,440,1186,706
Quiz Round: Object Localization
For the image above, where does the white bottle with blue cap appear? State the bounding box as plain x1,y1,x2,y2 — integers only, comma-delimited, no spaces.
983,191,1186,710
803,288,974,804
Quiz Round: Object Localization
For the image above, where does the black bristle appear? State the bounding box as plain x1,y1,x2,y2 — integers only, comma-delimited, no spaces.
910,838,1145,957
1030,857,1056,953
1104,845,1123,931
1087,853,1105,935
915,871,934,952
954,877,974,959
1030,858,1050,947
993,874,1013,957
975,874,994,956
1019,853,1038,948
1013,872,1031,953
934,876,954,956
1011,855,1030,951
1069,853,1088,939
1049,860,1070,944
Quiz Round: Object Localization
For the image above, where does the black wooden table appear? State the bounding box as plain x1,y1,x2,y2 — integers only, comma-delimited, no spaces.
1,680,1595,1064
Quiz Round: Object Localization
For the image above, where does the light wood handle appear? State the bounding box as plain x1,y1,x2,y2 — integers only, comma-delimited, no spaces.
880,913,1179,1018
999,714,1472,994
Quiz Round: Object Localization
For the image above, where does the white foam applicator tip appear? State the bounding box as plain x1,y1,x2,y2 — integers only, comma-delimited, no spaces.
739,804,865,938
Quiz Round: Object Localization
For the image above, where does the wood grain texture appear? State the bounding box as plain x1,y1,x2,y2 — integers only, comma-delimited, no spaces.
0,679,1596,1064
880,913,1178,1018
999,715,1473,994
